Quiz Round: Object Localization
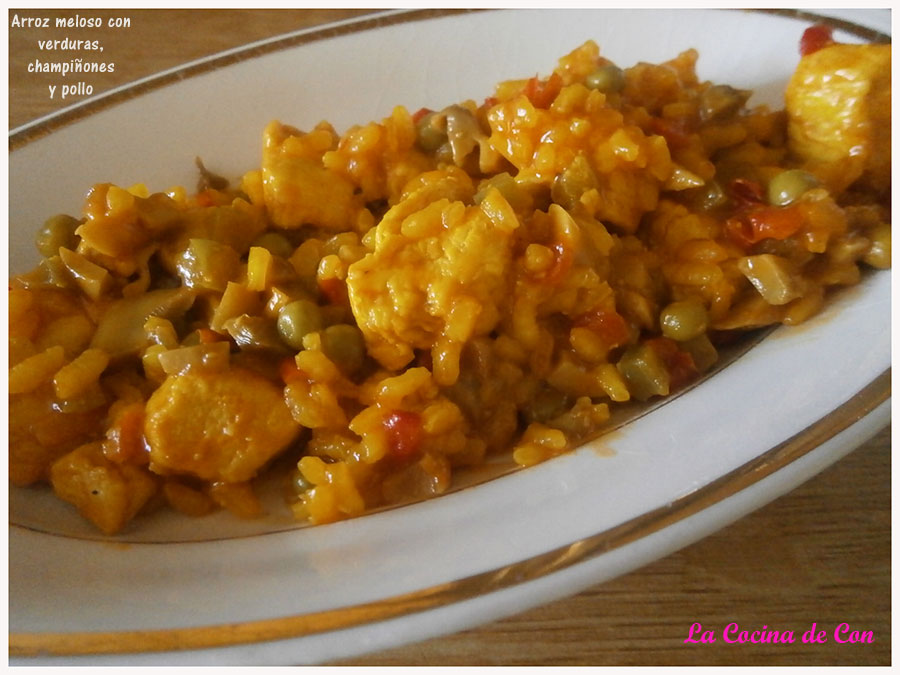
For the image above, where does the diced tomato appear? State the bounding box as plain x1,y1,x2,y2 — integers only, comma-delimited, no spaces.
383,410,423,461
646,337,698,390
193,189,231,208
193,191,215,208
279,357,307,385
196,327,225,344
319,277,348,305
523,72,563,109
750,205,805,240
543,241,574,285
411,107,432,124
725,205,805,249
103,402,148,464
573,308,630,349
728,178,766,207
650,117,694,150
800,24,834,56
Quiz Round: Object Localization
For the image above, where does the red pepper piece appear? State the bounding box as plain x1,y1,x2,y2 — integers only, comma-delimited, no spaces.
543,241,574,285
523,72,563,108
650,117,694,150
800,24,835,56
193,190,220,208
728,178,766,208
319,277,348,306
383,410,423,461
103,402,149,464
279,357,307,385
573,308,630,349
196,327,225,344
725,205,805,249
411,107,432,124
646,337,698,390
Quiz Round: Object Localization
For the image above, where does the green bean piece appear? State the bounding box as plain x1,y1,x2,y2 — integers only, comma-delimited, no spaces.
277,299,323,350
474,172,531,211
321,323,366,375
252,232,294,258
225,314,287,353
14,255,73,290
767,169,820,206
585,64,625,93
679,333,718,372
177,238,240,292
699,84,750,121
35,214,80,258
91,287,195,359
524,386,571,424
659,299,709,341
39,256,73,289
616,343,670,401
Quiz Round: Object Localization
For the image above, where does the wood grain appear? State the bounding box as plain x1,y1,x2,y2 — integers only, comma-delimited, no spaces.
338,426,891,666
9,9,890,666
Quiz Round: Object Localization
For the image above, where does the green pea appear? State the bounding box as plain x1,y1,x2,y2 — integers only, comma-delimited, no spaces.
767,169,820,206
252,232,294,258
321,323,366,375
551,155,599,210
178,238,240,292
415,112,447,152
585,64,625,93
35,214,79,258
277,299,323,350
659,299,708,341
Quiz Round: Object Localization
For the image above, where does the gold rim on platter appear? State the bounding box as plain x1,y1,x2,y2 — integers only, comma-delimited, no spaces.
10,369,889,656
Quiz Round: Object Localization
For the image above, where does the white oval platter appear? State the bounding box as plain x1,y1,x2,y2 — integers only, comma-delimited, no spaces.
8,8,891,665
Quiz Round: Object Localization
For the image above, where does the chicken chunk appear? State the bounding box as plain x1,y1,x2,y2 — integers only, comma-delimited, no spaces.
144,367,300,483
786,43,891,195
346,168,519,385
50,442,158,535
260,120,362,230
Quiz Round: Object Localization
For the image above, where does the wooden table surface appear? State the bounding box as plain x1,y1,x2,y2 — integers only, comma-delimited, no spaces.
9,9,891,666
